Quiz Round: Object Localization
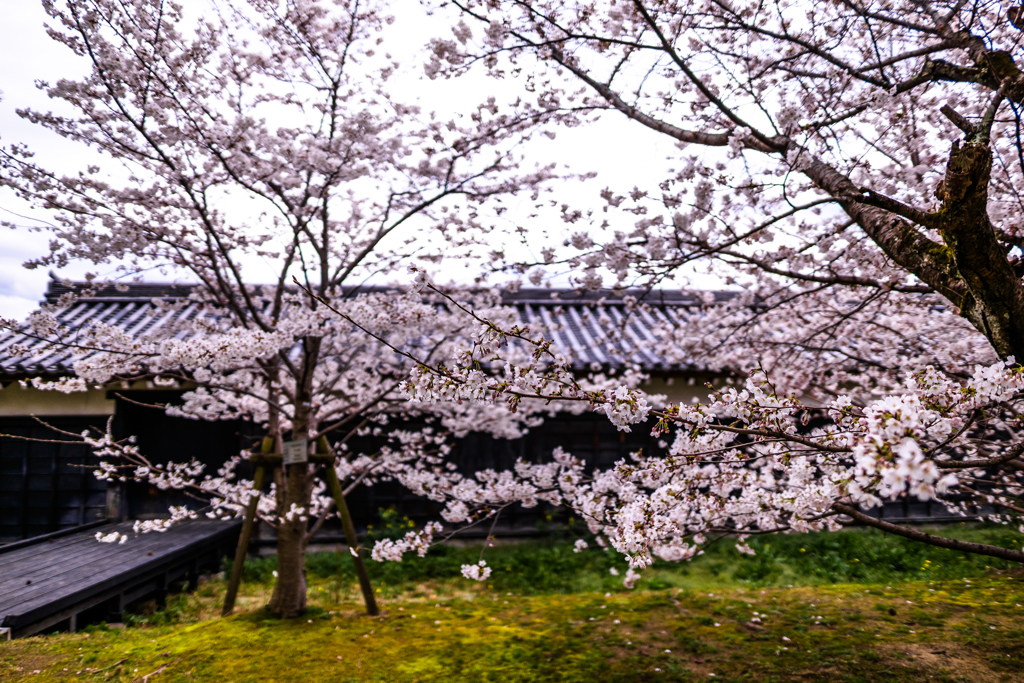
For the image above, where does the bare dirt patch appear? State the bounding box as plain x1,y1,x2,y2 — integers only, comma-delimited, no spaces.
876,642,1008,682
0,644,61,682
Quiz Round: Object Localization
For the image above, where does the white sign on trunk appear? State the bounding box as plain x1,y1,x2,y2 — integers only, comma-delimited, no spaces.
282,439,309,465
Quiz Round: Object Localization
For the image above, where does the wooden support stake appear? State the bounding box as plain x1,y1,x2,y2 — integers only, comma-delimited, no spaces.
222,437,272,616
319,436,379,616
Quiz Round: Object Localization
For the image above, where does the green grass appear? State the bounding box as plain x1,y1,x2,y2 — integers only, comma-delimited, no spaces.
3,525,1024,682
230,523,1024,596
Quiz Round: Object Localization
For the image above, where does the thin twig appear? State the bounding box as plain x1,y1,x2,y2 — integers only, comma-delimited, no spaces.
88,659,127,674
130,658,179,683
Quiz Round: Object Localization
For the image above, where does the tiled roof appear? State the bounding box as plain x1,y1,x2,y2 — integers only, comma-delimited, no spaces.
0,280,725,378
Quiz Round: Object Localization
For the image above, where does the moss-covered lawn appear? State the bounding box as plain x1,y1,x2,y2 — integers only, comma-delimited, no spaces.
3,526,1024,682
3,575,1024,682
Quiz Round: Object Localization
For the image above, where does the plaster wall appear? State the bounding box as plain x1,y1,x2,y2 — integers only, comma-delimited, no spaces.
0,386,115,416
0,375,712,418
642,376,712,407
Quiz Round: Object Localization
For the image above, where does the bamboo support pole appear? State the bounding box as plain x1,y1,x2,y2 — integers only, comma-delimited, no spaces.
318,435,379,616
222,437,272,616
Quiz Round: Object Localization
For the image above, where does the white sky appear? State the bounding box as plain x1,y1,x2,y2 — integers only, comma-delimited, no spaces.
0,1,692,322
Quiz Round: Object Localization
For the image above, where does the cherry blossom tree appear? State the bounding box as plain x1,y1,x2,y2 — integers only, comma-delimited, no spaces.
0,0,586,618
423,0,1024,396
5,0,1024,605
361,0,1024,571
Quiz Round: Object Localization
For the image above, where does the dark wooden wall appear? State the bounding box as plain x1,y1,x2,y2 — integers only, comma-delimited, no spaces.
109,392,253,521
0,392,251,543
2,399,989,546
345,412,667,533
0,417,109,543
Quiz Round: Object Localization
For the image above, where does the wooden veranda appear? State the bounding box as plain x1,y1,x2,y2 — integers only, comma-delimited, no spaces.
0,519,239,639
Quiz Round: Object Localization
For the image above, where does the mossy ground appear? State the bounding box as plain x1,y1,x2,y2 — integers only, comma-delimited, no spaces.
3,526,1024,682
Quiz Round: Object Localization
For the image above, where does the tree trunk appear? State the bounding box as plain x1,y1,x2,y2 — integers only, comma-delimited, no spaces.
265,337,320,618
267,460,310,618
932,140,1024,361
801,146,1024,361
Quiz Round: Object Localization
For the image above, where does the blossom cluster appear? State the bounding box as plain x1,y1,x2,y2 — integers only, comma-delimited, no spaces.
375,306,1024,581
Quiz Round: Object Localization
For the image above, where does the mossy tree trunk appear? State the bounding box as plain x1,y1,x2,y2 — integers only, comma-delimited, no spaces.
825,47,1024,361
931,139,1024,361
804,115,1024,362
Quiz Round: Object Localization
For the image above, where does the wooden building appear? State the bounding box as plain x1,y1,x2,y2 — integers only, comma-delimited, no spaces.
0,280,712,543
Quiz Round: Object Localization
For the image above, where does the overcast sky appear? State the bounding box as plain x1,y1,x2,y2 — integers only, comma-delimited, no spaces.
0,1,683,322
